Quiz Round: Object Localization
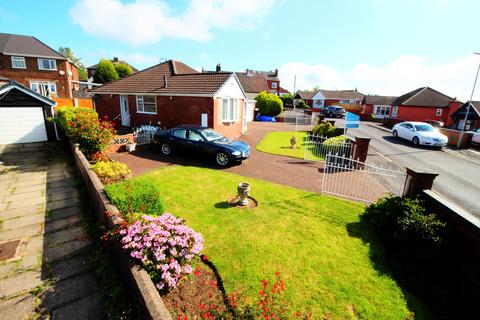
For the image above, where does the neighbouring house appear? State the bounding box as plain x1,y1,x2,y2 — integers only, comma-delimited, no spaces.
361,95,397,119
389,87,461,125
236,73,269,123
0,33,79,99
87,56,138,79
278,86,291,97
311,89,365,112
92,60,249,138
0,74,9,85
0,80,57,144
450,101,479,131
241,69,280,95
293,90,316,107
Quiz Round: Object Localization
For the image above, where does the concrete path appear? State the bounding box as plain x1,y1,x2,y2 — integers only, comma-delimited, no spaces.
0,143,105,319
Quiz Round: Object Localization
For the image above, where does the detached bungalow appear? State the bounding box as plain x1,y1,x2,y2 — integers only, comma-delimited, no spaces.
311,89,365,112
390,87,461,125
293,90,316,107
92,60,248,138
361,95,397,119
450,101,479,131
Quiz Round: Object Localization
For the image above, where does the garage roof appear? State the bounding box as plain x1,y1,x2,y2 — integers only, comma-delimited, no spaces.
0,81,56,106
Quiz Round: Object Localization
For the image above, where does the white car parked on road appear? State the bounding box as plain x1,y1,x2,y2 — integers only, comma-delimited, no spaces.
392,121,448,147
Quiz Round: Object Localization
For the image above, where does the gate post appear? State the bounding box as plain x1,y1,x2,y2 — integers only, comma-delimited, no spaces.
403,168,439,197
353,136,371,162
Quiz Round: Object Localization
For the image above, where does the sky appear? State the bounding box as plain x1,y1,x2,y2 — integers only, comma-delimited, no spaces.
1,0,480,100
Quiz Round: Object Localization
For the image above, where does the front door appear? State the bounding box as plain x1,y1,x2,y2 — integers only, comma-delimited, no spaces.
120,95,130,126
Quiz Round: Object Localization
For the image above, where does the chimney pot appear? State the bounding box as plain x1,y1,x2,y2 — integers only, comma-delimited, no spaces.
113,57,119,62
216,63,221,72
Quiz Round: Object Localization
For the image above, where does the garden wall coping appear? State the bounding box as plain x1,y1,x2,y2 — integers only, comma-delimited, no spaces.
70,142,173,320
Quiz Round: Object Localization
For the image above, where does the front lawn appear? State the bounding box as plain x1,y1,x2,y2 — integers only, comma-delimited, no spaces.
256,131,323,160
109,166,425,319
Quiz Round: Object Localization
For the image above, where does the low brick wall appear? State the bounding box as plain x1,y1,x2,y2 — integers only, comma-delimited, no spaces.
70,142,173,320
107,133,135,153
439,128,473,148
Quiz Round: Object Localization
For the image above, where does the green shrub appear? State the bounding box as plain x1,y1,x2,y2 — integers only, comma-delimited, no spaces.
114,63,133,78
255,91,283,116
92,161,132,185
364,195,447,248
298,100,306,108
105,180,165,216
93,59,119,83
323,135,347,145
312,122,343,137
279,93,293,105
54,107,97,134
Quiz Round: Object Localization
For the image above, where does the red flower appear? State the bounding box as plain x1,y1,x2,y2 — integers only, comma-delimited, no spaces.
201,255,208,261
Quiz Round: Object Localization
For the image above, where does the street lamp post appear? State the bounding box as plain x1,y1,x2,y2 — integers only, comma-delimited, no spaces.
457,52,480,148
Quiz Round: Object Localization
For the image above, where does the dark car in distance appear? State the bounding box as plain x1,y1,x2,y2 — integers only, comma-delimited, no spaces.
324,106,346,118
153,125,251,166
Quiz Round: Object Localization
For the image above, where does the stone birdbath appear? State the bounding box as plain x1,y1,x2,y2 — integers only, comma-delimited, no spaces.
237,182,250,206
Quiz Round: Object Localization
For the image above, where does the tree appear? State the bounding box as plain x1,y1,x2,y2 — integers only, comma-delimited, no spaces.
279,93,294,105
93,59,119,84
255,91,283,116
312,85,320,92
59,47,88,81
114,63,133,78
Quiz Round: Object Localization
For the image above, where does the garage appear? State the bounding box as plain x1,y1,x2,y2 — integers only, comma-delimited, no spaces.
0,81,56,144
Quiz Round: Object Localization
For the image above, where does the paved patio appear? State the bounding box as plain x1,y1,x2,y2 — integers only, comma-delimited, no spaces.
0,143,104,319
109,122,325,193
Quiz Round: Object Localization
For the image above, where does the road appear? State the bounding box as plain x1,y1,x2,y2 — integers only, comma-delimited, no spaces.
331,119,480,220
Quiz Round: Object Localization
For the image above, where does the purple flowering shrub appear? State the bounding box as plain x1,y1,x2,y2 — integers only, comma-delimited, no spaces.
119,213,204,291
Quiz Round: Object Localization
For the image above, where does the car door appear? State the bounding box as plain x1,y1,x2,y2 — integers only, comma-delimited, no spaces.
171,129,188,152
186,129,206,155
403,123,415,140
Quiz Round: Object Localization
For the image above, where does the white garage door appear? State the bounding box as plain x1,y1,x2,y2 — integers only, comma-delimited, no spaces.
0,107,48,144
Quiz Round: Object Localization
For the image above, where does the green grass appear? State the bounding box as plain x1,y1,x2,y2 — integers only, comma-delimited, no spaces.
111,166,426,319
256,131,323,160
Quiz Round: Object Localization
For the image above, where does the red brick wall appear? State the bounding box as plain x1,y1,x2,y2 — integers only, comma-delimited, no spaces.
446,101,461,127
0,54,78,98
395,105,449,123
94,94,245,138
362,103,374,115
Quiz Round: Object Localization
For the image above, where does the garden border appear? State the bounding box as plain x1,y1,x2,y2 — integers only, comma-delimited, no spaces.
70,142,173,320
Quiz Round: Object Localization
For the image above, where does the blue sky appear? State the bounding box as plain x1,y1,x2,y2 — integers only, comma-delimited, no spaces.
1,0,480,99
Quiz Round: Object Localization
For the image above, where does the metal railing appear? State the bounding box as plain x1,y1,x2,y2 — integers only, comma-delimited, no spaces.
321,153,406,203
133,125,159,145
304,134,354,161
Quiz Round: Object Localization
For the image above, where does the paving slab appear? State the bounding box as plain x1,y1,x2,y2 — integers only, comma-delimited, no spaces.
51,291,104,320
42,238,91,264
44,215,83,234
2,213,45,230
0,204,44,220
45,226,87,248
49,254,92,281
0,224,43,242
47,206,81,221
0,294,36,320
0,270,42,298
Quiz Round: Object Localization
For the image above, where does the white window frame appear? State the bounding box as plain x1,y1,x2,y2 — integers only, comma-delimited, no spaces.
436,108,442,116
37,58,57,71
136,95,157,114
221,98,239,123
391,106,398,117
271,82,278,89
11,56,26,69
29,80,57,97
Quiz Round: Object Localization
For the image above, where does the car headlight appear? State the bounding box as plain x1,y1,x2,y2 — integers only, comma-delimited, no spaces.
232,151,241,156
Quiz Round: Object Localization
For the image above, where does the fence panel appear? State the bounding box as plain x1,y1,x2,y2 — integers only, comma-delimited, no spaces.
133,125,158,145
321,153,406,203
304,134,354,161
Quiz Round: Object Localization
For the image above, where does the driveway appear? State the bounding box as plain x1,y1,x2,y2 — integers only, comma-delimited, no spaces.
332,119,480,219
0,143,105,319
109,122,326,193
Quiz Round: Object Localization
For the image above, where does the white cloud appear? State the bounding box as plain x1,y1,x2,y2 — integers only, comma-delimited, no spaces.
70,0,278,46
279,54,480,101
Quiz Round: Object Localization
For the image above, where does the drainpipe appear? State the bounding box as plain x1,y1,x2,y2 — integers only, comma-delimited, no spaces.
51,105,60,140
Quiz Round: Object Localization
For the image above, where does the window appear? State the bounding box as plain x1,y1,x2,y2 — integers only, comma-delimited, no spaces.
436,108,442,116
136,95,157,114
340,99,356,104
373,105,391,118
391,106,398,117
172,129,187,139
221,98,238,122
271,82,278,89
29,81,57,97
37,58,57,70
11,56,26,69
188,130,203,142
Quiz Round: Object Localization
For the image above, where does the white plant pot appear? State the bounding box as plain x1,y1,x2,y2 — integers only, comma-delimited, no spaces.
126,143,136,152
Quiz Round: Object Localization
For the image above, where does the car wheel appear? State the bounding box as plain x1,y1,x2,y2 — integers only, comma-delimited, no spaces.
412,136,420,146
393,130,398,138
160,142,172,155
215,152,229,166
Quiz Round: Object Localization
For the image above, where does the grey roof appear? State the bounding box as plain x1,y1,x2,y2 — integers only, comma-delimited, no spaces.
294,90,317,100
0,33,66,60
392,87,454,107
363,95,397,105
0,74,9,81
451,101,480,120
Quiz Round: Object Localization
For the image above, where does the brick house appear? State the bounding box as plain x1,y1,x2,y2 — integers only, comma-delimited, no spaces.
92,60,249,138
293,90,316,107
361,95,397,119
311,89,365,112
450,101,479,131
0,33,79,99
240,69,280,95
389,87,461,125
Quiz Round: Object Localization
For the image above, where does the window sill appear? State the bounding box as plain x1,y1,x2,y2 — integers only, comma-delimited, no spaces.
221,120,237,125
12,67,26,69
137,111,157,115
38,68,57,71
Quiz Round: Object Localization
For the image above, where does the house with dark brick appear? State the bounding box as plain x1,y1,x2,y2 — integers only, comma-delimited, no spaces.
0,33,79,99
92,60,249,138
389,87,461,126
361,95,397,119
87,57,138,79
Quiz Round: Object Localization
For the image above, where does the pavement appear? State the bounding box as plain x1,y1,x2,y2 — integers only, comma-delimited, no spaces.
0,143,105,319
333,119,480,220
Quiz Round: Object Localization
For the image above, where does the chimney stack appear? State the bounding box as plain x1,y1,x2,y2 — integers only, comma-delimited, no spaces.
164,75,168,88
113,57,119,62
216,63,221,72
274,69,278,76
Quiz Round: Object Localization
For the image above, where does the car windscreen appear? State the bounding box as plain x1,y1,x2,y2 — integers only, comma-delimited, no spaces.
414,124,435,132
202,129,223,141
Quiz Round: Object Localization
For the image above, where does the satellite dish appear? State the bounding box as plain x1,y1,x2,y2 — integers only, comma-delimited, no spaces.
59,70,65,75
